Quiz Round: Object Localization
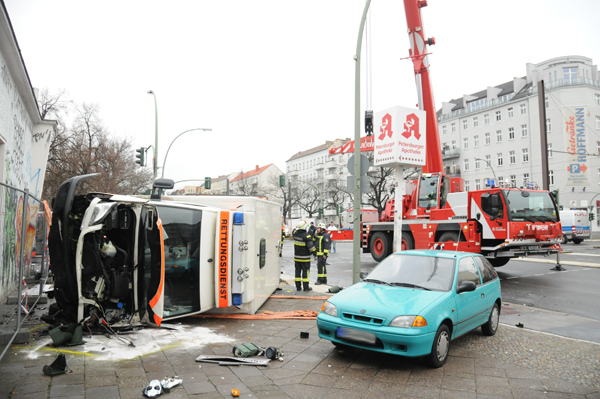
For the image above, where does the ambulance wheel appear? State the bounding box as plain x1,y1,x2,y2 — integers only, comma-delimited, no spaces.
371,232,392,262
572,238,583,244
401,232,414,250
488,257,510,267
561,236,568,244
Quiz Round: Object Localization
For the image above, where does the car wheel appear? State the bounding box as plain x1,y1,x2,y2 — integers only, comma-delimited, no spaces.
481,303,500,336
561,236,568,245
572,238,583,244
425,324,450,368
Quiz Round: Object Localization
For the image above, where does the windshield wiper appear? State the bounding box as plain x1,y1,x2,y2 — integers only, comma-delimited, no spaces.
362,278,391,286
389,282,431,291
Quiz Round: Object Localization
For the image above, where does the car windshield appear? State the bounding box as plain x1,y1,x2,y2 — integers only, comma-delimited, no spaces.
503,189,558,223
365,254,456,292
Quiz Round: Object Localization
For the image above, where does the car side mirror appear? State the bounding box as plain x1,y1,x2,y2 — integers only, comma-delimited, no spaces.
359,271,368,280
456,280,477,294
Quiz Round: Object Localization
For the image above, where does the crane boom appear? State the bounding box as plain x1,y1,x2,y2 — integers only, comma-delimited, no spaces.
403,0,443,173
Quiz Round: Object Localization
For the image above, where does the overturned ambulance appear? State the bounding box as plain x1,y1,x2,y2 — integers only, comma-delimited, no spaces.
45,174,282,328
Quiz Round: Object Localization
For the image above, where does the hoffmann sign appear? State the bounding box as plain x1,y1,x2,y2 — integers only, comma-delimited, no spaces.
374,106,427,167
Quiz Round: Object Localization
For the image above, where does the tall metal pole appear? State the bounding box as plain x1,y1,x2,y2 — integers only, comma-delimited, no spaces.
537,80,549,190
353,0,371,285
148,90,158,180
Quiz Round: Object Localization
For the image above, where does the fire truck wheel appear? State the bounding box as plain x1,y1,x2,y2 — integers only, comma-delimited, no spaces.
481,303,500,336
401,232,414,250
371,232,391,262
488,258,510,267
572,238,583,244
438,232,460,245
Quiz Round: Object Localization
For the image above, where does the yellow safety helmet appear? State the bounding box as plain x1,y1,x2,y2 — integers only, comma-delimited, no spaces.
296,220,307,230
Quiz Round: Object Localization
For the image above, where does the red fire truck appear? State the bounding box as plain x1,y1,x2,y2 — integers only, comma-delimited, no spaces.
360,0,562,266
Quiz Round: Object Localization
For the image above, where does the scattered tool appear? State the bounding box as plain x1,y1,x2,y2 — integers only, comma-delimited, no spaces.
196,355,270,366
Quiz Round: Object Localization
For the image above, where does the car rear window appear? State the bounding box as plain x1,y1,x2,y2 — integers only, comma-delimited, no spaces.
475,256,498,283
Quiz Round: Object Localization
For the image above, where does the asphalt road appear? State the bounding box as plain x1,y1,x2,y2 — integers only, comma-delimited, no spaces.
280,238,600,334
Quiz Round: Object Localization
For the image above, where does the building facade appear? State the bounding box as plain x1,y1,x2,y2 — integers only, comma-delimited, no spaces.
437,55,600,233
229,164,283,200
1,2,56,300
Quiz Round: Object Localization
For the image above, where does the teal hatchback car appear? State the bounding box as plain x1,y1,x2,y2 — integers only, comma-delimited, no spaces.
317,250,501,368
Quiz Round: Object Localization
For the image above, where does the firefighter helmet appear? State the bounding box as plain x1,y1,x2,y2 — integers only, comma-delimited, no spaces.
318,223,327,229
296,220,307,230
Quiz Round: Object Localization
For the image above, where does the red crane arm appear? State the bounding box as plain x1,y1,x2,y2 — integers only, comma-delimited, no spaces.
403,0,443,173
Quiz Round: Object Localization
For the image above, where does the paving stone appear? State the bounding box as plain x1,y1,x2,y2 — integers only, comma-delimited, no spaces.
49,383,85,397
85,374,117,387
184,381,218,395
85,385,119,399
12,381,49,395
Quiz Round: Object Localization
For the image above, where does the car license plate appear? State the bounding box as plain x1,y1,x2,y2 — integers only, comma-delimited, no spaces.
336,327,376,345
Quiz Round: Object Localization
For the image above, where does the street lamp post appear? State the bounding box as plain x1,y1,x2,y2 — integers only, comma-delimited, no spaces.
148,90,158,180
475,156,498,185
161,128,212,178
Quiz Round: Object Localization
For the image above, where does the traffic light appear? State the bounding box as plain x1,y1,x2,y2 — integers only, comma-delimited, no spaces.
279,175,285,187
318,207,323,218
205,177,211,190
590,213,595,222
365,110,373,136
550,189,559,206
135,147,145,166
590,206,595,222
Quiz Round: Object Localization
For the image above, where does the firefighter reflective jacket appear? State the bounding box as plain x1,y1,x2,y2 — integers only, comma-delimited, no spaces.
293,228,316,262
315,231,331,256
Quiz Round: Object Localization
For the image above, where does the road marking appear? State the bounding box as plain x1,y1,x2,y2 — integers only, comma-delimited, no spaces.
563,252,600,257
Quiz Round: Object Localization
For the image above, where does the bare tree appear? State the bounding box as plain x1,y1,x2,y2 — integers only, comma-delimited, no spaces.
39,92,153,199
365,152,395,218
233,169,265,197
297,178,321,218
324,178,350,225
266,174,300,222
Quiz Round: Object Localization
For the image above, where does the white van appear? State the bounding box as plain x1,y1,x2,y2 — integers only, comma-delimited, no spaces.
559,209,591,244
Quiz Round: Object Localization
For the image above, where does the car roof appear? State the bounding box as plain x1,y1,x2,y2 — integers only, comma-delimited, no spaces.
391,249,481,259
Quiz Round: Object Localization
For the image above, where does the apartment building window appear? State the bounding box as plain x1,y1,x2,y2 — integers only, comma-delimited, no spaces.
545,96,549,108
546,118,552,133
521,124,528,138
520,103,527,115
549,170,554,185
510,175,516,187
508,107,513,118
498,176,504,185
475,179,481,190
495,110,501,121
473,117,479,127
451,140,457,149
463,137,468,149
522,148,529,162
496,130,502,143
596,116,600,129
497,153,503,166
523,173,530,185
475,158,480,170
548,143,553,158
474,135,479,147
509,150,516,164
485,155,491,167
596,94,600,106
442,125,447,135
451,123,456,133
484,114,490,125
563,67,578,84
465,181,470,191
464,158,469,171
485,133,491,145
597,141,600,155
463,120,468,130
508,127,515,140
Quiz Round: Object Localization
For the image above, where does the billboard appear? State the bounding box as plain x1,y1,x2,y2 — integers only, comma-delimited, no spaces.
565,107,589,186
374,106,427,167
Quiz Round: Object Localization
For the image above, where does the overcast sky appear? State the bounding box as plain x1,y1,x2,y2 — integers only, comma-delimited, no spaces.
5,0,599,188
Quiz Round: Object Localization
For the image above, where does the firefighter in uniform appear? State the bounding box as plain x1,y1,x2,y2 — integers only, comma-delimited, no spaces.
293,220,316,291
315,223,331,285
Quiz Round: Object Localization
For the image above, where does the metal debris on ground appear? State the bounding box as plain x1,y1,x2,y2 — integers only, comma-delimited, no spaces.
300,332,309,338
195,355,271,366
516,323,524,328
160,376,182,392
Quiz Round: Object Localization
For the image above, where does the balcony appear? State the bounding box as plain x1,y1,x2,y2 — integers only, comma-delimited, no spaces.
442,148,460,160
445,165,461,176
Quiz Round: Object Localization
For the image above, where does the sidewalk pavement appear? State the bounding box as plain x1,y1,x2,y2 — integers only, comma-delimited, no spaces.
0,280,598,399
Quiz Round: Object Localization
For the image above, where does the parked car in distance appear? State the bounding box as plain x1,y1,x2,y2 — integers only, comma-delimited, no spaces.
317,250,501,368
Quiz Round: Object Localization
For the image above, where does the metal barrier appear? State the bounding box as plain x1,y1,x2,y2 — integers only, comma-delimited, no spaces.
0,182,50,362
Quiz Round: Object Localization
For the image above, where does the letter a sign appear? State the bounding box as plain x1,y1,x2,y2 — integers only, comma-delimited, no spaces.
374,106,426,167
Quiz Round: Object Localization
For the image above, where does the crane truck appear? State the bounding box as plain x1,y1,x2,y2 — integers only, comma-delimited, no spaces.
361,0,563,266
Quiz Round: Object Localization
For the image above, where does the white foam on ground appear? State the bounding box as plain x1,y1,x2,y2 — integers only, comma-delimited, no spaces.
23,324,233,361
